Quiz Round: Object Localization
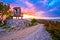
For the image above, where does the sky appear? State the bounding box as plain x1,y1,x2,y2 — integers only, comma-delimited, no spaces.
0,0,60,19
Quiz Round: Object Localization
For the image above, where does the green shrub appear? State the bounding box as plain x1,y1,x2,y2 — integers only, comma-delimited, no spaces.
31,19,37,23
28,19,37,26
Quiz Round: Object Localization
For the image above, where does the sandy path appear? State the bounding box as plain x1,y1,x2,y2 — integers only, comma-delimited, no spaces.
0,24,40,40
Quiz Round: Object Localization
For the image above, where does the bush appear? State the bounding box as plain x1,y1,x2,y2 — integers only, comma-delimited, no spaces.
30,19,37,26
45,21,60,40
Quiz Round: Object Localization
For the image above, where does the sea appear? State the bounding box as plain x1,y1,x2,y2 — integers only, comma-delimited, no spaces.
47,19,60,22
53,19,60,22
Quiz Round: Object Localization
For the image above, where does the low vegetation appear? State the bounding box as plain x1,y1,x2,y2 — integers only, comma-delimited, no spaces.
0,24,10,29
44,21,60,40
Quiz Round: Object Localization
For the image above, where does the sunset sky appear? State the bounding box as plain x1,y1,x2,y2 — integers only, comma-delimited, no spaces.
0,0,60,19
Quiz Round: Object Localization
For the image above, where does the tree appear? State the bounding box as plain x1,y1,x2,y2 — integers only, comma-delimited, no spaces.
0,2,10,24
0,2,10,14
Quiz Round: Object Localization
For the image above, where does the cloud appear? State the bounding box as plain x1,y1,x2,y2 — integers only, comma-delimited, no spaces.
38,0,48,5
43,0,48,5
40,17,60,19
36,11,46,17
48,0,60,7
25,1,36,13
10,0,45,17
48,8,57,12
10,0,36,13
25,1,34,8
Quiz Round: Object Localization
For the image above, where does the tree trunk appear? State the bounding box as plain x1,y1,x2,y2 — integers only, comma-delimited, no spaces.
1,15,6,24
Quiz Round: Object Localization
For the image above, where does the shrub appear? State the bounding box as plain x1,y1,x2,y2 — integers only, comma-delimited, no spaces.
30,19,37,26
45,21,60,40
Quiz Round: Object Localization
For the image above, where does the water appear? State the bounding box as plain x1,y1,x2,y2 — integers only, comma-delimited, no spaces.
51,19,60,22
56,20,60,22
45,19,60,22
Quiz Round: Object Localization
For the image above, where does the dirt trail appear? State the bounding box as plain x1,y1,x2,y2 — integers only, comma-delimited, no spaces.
0,24,51,40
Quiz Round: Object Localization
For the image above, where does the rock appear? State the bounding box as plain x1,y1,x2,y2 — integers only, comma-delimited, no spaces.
6,19,31,28
0,27,5,32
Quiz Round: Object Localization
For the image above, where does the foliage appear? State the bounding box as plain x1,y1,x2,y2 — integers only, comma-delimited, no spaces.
0,2,10,14
0,2,13,19
29,19,37,26
45,21,60,40
31,18,37,23
6,11,13,19
0,2,10,24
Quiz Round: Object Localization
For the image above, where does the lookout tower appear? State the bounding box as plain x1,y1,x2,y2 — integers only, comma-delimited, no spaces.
13,7,23,19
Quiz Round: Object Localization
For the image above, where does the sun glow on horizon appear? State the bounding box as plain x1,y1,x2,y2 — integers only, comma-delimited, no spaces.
23,14,40,19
